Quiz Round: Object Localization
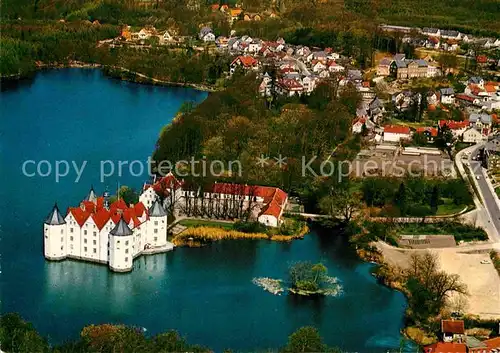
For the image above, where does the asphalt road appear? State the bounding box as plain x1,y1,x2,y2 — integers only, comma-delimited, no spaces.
469,147,500,242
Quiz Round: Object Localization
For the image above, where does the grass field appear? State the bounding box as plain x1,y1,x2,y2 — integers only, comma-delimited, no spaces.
178,219,234,230
435,199,468,216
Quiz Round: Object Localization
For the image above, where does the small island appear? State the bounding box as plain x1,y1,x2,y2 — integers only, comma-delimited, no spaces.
288,261,340,296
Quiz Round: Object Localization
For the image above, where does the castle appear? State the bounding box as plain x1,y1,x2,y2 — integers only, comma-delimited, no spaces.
44,173,288,272
43,188,171,272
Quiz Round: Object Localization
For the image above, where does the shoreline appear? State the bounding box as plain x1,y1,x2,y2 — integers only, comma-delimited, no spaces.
1,61,219,92
172,225,310,247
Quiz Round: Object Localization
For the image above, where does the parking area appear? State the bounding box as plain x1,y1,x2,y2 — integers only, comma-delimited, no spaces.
353,146,455,178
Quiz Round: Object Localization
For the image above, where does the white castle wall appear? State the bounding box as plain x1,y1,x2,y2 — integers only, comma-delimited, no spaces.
43,223,66,260
109,234,133,272
65,213,81,258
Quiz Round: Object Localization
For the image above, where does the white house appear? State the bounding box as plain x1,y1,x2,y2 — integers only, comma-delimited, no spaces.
199,27,215,42
312,61,326,73
383,125,411,143
439,87,455,104
463,128,485,143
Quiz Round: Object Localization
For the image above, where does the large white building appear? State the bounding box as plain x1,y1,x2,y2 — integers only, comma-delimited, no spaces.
44,188,172,273
141,173,288,228
45,174,288,272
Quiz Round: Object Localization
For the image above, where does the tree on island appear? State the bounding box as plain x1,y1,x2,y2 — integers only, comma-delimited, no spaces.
288,262,334,295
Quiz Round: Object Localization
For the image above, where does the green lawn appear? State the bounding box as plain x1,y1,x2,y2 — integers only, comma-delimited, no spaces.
436,199,468,216
496,188,500,198
178,219,234,230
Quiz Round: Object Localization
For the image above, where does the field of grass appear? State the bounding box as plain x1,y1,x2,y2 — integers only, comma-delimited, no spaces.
178,219,234,230
435,200,468,216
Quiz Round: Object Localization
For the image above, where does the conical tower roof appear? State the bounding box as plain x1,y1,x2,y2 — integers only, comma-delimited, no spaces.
148,199,167,217
44,204,66,225
110,216,133,236
85,186,97,203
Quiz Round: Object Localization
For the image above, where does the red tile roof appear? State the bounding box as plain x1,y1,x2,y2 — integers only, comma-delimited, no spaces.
476,55,488,63
210,183,287,220
416,127,438,137
441,320,465,334
439,120,469,130
384,125,411,134
455,94,476,103
424,342,466,353
484,337,500,351
231,55,258,67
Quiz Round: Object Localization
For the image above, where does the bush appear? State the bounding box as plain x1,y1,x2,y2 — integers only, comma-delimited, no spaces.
233,221,268,233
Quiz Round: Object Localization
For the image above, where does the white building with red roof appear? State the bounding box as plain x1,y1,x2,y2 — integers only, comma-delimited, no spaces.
383,125,411,143
141,174,288,228
44,187,172,272
230,55,260,74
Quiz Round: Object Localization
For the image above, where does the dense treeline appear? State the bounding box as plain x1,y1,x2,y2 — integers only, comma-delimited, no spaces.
361,177,473,217
0,22,119,76
153,74,362,212
0,313,340,353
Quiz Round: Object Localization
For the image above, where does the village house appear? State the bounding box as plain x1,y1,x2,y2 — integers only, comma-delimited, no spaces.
312,60,327,73
243,12,262,21
199,27,215,42
377,58,393,76
422,27,441,37
463,127,486,143
469,113,492,134
302,75,318,94
276,78,304,97
352,117,375,134
327,61,344,73
439,87,455,104
229,8,243,23
138,26,157,40
383,125,411,143
424,342,466,353
439,120,469,138
230,55,259,74
393,91,422,111
259,72,272,97
441,320,465,343
368,97,384,123
416,127,438,142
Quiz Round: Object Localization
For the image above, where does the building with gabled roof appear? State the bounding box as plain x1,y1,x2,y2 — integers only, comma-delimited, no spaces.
44,187,172,272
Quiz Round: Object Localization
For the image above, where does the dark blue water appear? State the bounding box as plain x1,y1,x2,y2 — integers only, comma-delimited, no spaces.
0,69,410,352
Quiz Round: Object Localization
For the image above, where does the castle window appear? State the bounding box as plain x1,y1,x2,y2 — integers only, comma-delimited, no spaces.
70,236,73,241
93,248,96,253
117,240,120,244
154,237,158,241
84,247,87,252
125,241,129,246
154,229,158,234
61,246,64,250
84,230,87,235
61,229,64,234
93,232,96,236
70,228,73,233
70,245,73,250
61,237,63,242
125,257,129,262
93,240,96,245
84,239,87,244
125,249,129,254
154,221,158,226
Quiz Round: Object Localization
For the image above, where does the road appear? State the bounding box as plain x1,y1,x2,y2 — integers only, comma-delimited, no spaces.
468,145,500,242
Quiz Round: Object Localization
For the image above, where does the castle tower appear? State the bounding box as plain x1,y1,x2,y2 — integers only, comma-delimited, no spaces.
85,186,97,204
148,199,168,247
108,216,134,272
43,203,67,260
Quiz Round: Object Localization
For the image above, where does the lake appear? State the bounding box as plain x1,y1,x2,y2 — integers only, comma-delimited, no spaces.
0,69,410,352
